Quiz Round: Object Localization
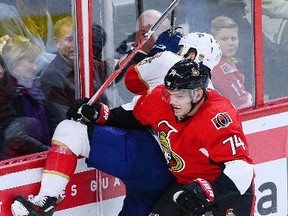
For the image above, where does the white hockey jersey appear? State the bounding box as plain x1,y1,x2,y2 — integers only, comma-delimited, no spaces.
125,51,182,95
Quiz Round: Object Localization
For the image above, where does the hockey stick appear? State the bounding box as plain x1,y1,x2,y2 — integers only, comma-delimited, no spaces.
170,1,177,35
87,0,181,105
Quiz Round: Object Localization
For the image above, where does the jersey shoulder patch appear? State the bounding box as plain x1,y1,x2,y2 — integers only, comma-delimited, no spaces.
211,112,233,130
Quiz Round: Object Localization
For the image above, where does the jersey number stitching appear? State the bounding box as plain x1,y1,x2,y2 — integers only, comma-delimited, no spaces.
223,135,246,155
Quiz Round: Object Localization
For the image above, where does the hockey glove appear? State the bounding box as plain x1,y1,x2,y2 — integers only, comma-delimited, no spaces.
66,98,110,124
80,102,110,124
66,98,89,121
174,178,215,215
148,28,183,56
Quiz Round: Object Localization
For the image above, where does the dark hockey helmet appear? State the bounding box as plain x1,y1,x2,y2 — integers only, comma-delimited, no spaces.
164,59,210,91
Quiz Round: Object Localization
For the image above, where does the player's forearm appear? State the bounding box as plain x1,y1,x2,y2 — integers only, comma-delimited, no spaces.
213,160,254,206
107,106,145,129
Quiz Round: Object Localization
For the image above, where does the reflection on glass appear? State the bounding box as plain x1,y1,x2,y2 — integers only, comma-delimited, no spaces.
244,0,288,100
100,0,255,108
0,0,72,160
0,35,50,160
261,0,288,100
40,16,75,133
0,0,270,161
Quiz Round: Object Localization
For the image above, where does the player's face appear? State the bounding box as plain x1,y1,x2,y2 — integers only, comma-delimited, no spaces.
166,89,194,118
214,27,238,58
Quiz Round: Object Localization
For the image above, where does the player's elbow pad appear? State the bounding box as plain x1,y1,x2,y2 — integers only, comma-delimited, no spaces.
223,160,254,195
125,63,149,95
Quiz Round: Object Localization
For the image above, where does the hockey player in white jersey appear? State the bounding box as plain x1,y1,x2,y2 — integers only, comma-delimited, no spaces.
124,31,222,96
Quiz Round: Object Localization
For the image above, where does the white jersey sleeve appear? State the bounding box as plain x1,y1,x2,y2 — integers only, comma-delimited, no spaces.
125,51,182,95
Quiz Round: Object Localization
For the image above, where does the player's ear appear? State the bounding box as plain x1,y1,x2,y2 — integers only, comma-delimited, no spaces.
193,88,203,102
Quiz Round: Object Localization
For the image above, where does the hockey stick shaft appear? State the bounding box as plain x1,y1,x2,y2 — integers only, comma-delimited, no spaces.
87,0,181,105
170,1,176,35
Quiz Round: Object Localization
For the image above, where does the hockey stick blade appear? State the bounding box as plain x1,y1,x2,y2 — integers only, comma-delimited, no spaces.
87,0,181,105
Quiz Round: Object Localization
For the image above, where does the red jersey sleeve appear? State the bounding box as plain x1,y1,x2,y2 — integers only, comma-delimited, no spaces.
125,63,150,95
133,86,173,128
196,90,252,164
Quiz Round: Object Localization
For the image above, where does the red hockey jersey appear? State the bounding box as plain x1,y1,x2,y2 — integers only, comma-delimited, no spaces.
211,59,252,108
133,86,253,184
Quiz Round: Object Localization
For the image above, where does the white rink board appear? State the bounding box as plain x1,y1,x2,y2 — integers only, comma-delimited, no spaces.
54,158,288,216
254,158,288,216
54,196,125,216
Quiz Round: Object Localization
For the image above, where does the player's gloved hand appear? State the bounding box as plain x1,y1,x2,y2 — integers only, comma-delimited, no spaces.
148,27,183,56
80,102,110,124
66,98,110,124
173,178,215,215
66,98,89,121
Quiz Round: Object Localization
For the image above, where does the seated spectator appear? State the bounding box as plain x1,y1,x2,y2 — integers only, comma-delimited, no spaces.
0,0,57,74
116,9,170,57
210,15,253,109
0,35,50,160
40,16,75,133
112,9,171,105
40,17,107,133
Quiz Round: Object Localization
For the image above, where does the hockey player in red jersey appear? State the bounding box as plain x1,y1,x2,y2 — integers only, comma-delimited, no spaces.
11,31,253,215
64,59,255,215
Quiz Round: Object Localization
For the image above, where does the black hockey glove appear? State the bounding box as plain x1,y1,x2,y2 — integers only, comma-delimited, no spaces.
174,178,215,215
66,98,110,124
148,28,183,56
66,98,89,121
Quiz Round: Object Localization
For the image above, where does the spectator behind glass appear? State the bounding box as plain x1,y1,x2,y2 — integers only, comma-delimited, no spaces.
0,35,51,160
40,16,74,133
40,17,107,133
0,0,56,73
116,9,171,56
210,16,253,109
112,9,171,105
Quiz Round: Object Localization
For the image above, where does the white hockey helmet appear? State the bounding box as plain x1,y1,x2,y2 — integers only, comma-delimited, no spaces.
178,32,222,70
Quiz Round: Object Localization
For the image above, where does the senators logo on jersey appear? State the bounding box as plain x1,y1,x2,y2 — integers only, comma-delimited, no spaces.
211,112,232,130
158,120,185,172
